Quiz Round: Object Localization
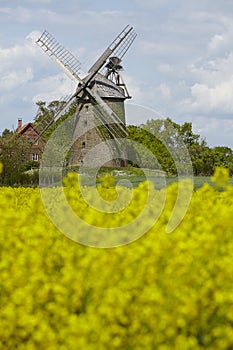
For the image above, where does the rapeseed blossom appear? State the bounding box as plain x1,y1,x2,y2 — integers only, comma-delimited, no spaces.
211,166,230,189
0,170,233,349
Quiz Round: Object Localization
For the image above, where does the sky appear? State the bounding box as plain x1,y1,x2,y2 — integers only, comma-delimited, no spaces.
0,0,233,148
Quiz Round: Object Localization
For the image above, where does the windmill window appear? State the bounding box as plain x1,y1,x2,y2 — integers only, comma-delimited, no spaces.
83,120,87,127
85,105,89,112
32,154,39,161
82,141,86,149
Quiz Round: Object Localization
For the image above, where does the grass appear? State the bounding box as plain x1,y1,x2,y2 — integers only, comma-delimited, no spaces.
70,166,233,190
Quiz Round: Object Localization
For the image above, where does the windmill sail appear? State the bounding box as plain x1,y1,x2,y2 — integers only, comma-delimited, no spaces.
36,30,82,82
111,28,137,60
84,84,127,135
88,25,136,77
34,95,77,142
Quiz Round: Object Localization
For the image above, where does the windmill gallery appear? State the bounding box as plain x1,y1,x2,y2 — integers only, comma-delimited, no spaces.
35,25,137,168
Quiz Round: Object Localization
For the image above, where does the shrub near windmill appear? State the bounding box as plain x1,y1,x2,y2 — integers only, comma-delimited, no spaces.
36,26,136,167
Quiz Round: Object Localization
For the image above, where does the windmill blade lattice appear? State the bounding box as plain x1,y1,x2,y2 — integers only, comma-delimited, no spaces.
36,30,82,81
34,95,77,141
88,25,136,76
109,27,137,61
84,86,128,137
100,28,137,75
92,99,127,141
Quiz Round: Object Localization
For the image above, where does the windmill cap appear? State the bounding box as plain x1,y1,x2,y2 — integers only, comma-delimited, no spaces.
92,73,126,99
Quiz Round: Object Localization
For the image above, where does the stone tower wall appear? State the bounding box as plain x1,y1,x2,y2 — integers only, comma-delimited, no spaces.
70,98,126,167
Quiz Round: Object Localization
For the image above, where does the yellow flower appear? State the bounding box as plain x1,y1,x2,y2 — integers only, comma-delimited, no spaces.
0,176,233,349
99,172,115,188
211,166,229,189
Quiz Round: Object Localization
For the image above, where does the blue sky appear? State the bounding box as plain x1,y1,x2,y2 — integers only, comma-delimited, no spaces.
1,0,233,148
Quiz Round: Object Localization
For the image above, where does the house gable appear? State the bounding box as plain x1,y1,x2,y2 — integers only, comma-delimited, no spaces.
16,119,45,162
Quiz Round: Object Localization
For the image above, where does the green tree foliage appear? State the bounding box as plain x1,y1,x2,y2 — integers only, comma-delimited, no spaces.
34,100,62,131
0,100,77,185
1,129,13,138
212,146,233,170
127,124,176,173
127,118,233,176
127,118,201,175
0,132,31,185
34,100,77,139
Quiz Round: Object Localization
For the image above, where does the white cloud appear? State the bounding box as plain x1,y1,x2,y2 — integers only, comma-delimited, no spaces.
32,73,76,103
157,63,173,74
0,31,39,70
208,34,226,52
0,68,34,91
190,78,233,114
135,0,175,9
122,74,144,103
179,50,233,116
25,0,51,3
0,6,75,27
0,29,77,130
190,116,233,147
159,83,171,98
0,35,36,94
0,7,11,15
0,6,33,22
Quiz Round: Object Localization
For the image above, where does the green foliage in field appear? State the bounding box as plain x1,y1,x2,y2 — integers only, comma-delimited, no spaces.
0,167,233,349
127,119,233,176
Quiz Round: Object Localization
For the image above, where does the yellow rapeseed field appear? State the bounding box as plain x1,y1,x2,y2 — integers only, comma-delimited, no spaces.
0,166,233,349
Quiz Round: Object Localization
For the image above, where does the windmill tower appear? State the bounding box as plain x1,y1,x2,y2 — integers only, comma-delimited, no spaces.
36,26,136,167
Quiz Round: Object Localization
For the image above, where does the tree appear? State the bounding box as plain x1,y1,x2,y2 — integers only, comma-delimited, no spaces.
212,146,233,175
34,100,77,139
179,122,200,146
126,118,233,176
127,122,177,174
0,133,31,185
1,129,13,138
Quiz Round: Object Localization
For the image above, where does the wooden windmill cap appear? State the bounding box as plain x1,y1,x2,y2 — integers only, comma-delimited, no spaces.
92,73,126,99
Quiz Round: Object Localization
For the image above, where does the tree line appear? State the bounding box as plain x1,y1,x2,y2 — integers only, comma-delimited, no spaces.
0,100,233,185
127,118,233,176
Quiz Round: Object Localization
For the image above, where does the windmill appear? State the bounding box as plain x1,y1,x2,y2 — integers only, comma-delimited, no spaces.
36,25,136,167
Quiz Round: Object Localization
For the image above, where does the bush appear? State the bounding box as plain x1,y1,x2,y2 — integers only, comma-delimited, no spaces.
22,160,40,172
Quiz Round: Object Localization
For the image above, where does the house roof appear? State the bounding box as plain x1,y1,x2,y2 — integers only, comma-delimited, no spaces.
16,122,40,136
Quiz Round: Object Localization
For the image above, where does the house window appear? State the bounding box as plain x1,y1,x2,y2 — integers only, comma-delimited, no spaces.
32,154,39,161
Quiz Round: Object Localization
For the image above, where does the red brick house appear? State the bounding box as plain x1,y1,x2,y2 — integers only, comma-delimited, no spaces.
16,118,45,162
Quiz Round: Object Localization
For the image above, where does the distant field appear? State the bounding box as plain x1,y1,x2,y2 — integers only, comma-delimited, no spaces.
68,166,233,190
79,171,233,190
147,175,233,190
112,175,233,190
